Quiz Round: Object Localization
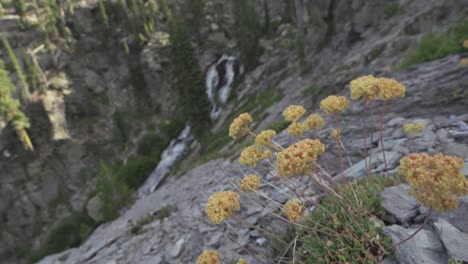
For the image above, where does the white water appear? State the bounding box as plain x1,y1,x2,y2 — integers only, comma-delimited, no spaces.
139,125,193,196
205,55,241,119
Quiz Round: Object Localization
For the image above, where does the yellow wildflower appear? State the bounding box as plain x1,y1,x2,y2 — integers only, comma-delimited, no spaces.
197,250,220,264
205,191,241,224
460,58,468,66
277,139,325,177
239,145,271,167
304,113,325,130
238,174,261,192
283,105,306,122
237,258,249,264
287,122,307,137
376,77,406,100
330,129,341,139
399,153,468,212
229,113,253,139
283,199,307,222
403,123,424,134
319,95,350,114
349,75,379,100
255,130,276,147
464,40,468,48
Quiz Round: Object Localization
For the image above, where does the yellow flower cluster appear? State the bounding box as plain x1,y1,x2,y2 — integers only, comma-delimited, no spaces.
349,75,379,100
330,129,341,139
238,174,261,192
319,95,350,114
239,145,271,167
255,130,276,147
205,191,241,224
464,39,468,48
283,105,306,122
304,113,325,130
197,250,220,264
277,139,325,177
376,77,406,100
229,113,253,139
399,153,468,212
403,123,424,134
287,122,307,137
283,199,307,222
236,258,249,264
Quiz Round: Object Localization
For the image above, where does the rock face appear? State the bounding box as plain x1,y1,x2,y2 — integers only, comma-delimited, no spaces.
380,184,419,224
384,225,448,264
434,218,468,262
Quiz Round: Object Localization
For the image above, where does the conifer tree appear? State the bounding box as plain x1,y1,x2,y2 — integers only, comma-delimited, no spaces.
2,36,30,101
165,3,210,138
98,0,110,31
0,59,34,151
232,0,261,71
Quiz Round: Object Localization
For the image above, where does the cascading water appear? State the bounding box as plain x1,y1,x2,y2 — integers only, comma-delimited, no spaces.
205,55,242,119
139,125,193,196
139,56,242,196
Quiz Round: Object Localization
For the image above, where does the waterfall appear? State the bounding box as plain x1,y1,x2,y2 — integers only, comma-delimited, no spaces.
205,55,242,119
139,125,193,196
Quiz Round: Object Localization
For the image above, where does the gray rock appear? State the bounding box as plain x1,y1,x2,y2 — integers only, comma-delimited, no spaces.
86,195,104,222
170,238,185,258
433,218,468,262
341,151,402,180
380,184,419,224
84,70,106,94
384,225,448,264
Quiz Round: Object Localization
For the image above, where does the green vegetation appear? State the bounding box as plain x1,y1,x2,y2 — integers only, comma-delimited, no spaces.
232,0,262,71
2,36,30,101
383,2,400,19
395,17,468,70
95,119,184,220
295,177,397,263
188,0,205,40
0,59,33,151
301,83,320,97
165,3,211,138
13,0,27,25
98,0,110,31
27,213,96,264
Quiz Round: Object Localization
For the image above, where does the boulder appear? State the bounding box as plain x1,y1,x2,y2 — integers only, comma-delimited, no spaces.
380,184,419,224
384,225,448,264
433,218,468,262
86,195,104,222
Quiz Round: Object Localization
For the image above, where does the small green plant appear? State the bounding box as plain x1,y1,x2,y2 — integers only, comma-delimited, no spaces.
299,177,396,263
383,2,399,18
395,17,468,70
98,0,110,31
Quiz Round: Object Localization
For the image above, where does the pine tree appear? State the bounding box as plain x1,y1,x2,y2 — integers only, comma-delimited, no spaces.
2,36,30,101
0,59,33,151
98,0,110,31
188,0,205,41
166,5,210,138
232,0,261,71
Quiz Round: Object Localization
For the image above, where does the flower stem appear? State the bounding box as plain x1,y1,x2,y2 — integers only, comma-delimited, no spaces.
392,206,433,248
334,114,345,183
380,100,388,176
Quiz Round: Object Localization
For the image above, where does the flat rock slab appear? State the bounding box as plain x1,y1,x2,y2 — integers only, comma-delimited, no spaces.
384,225,448,264
433,218,468,262
380,184,419,224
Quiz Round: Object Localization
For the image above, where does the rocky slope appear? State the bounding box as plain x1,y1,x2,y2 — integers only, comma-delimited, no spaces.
37,51,468,263
0,0,467,263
